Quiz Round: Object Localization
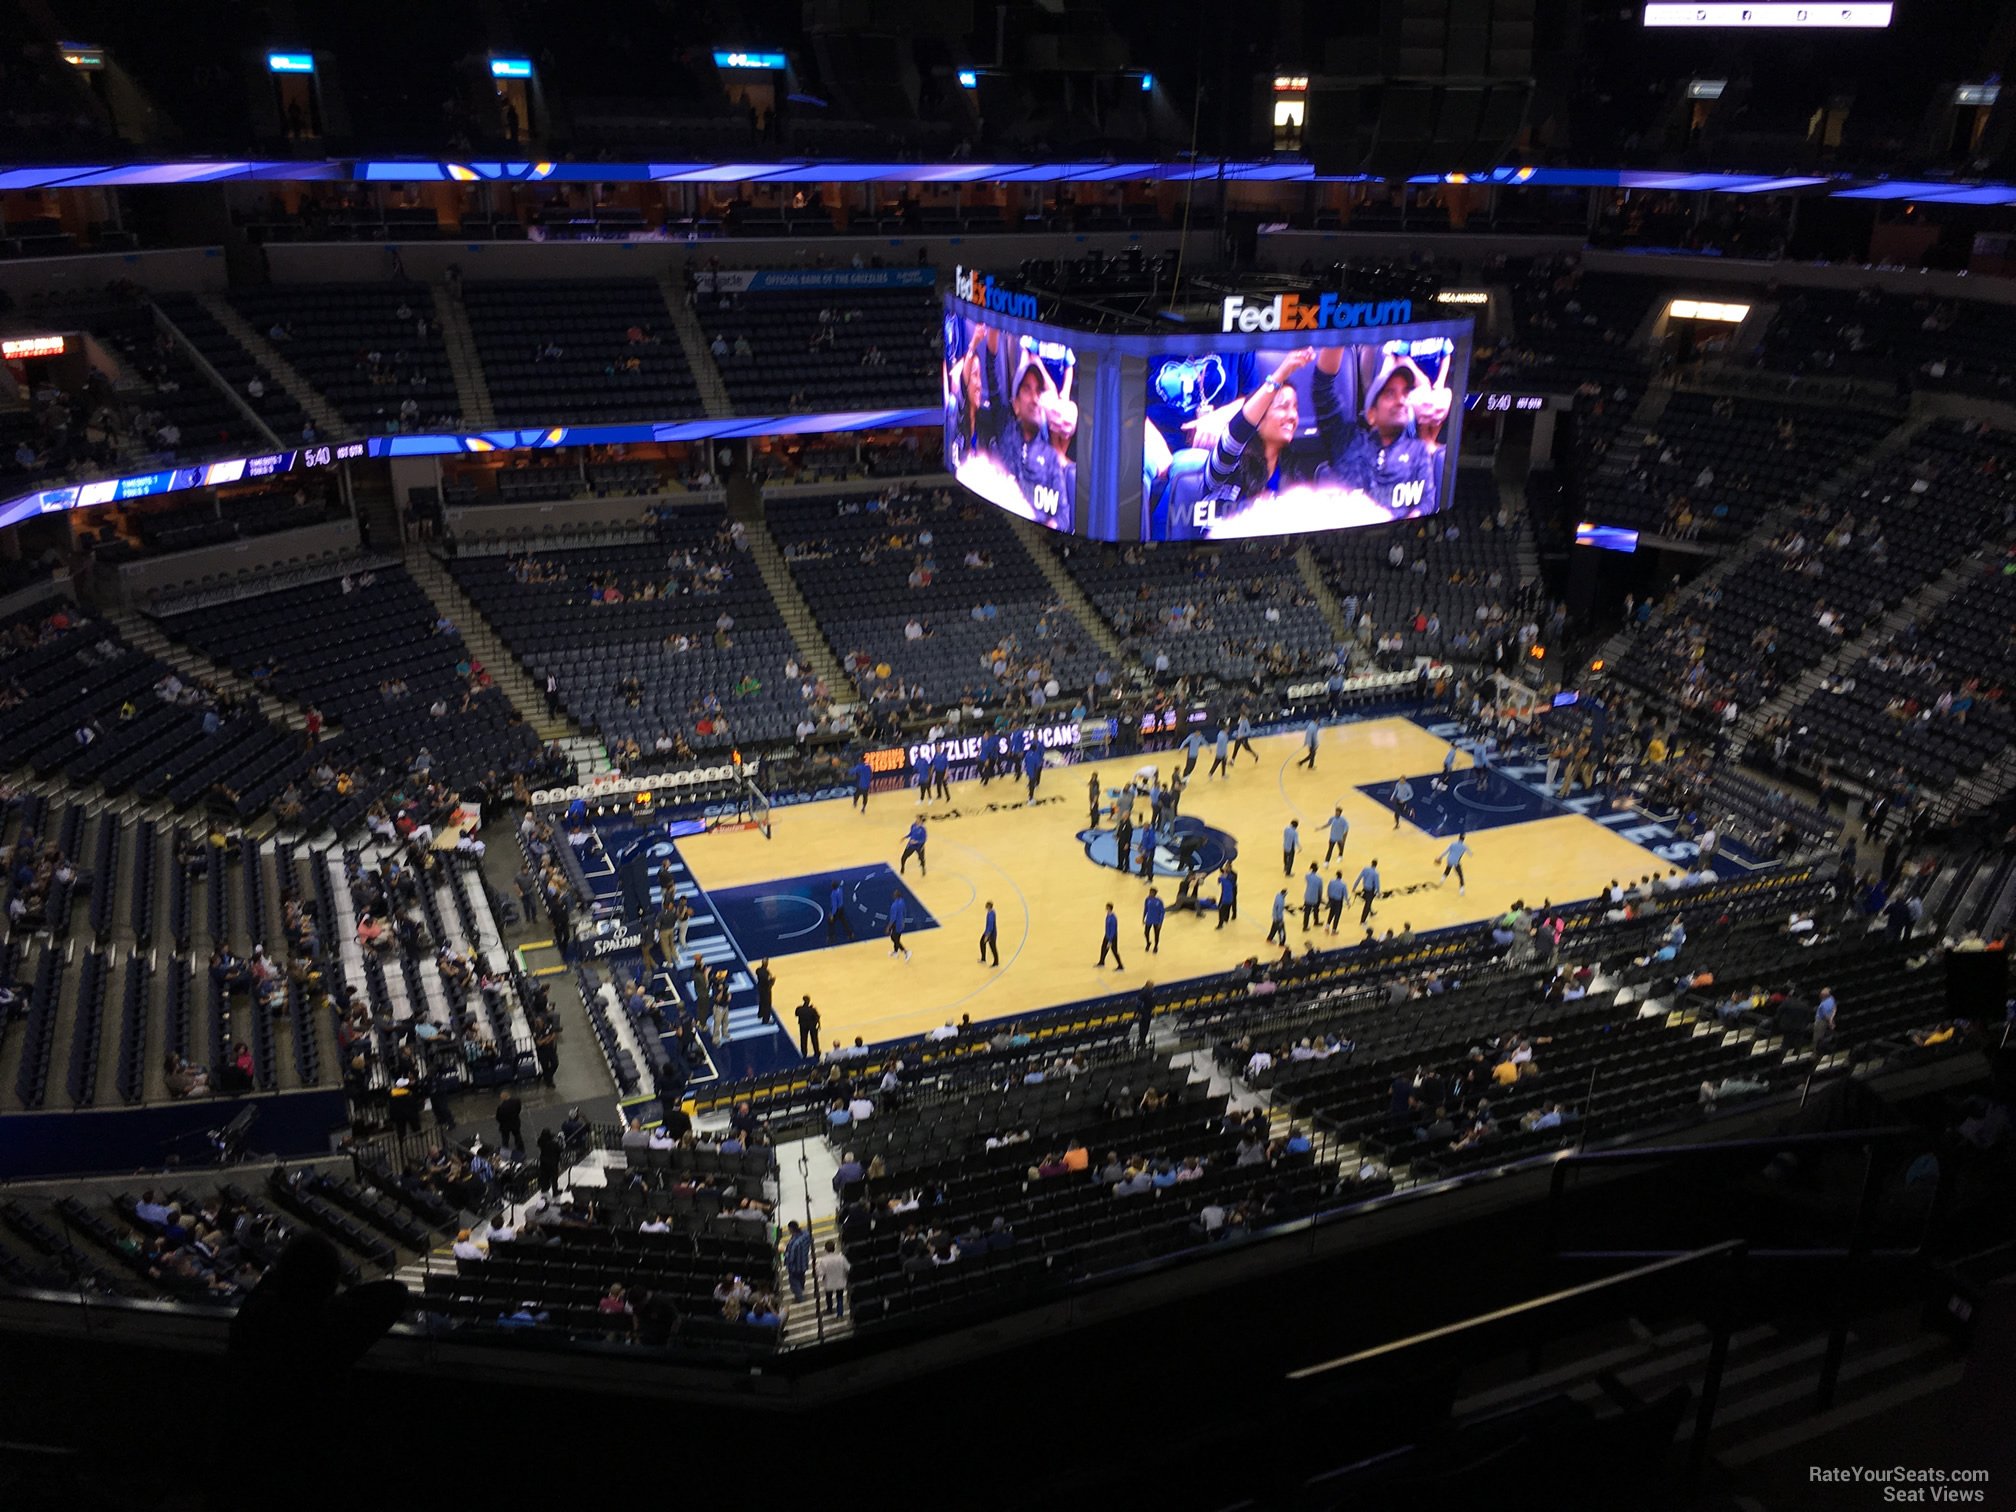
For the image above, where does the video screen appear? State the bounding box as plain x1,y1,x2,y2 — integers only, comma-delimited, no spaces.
1142,334,1462,541
943,310,1084,534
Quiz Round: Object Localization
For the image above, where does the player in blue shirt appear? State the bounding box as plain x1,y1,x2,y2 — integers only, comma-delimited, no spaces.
1216,865,1239,929
1180,728,1205,777
1022,741,1045,800
912,750,932,806
1325,871,1348,935
1267,888,1289,946
1390,777,1415,830
978,900,999,966
851,757,874,812
1438,834,1471,896
1097,902,1125,969
900,820,927,877
826,879,856,943
1232,714,1257,763
1142,888,1166,953
1137,822,1158,880
1356,860,1382,924
1298,718,1320,770
1210,725,1231,779
1301,864,1324,932
1325,807,1350,862
887,894,911,960
1282,819,1302,877
930,746,951,802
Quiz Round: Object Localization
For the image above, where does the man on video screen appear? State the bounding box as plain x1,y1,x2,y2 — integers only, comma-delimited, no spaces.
1320,345,1446,520
946,320,1077,531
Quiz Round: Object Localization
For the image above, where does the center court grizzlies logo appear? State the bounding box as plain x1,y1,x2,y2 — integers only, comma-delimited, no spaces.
1078,815,1239,877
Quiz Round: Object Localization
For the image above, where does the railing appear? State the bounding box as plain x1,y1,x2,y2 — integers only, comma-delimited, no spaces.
1287,1240,1749,1483
1543,1126,1935,1409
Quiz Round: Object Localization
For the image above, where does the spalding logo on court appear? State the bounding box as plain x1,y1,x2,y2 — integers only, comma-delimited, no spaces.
1079,814,1239,877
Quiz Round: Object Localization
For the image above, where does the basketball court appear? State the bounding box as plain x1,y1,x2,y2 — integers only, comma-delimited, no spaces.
574,716,1699,1082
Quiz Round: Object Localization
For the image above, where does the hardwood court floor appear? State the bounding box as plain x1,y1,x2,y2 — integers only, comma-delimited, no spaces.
677,720,1663,1049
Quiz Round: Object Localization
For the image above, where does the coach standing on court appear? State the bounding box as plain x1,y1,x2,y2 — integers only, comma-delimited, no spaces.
900,818,927,876
795,996,821,1058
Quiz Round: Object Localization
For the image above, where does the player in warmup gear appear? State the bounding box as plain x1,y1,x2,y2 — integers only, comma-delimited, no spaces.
1390,778,1415,829
826,880,855,942
1142,888,1164,953
1325,871,1348,935
1356,859,1382,923
1282,819,1302,877
1232,714,1258,763
1087,772,1102,828
851,757,873,812
931,746,951,802
978,900,999,966
1023,741,1045,801
1298,719,1319,770
1179,728,1205,777
1267,889,1289,945
1208,725,1231,779
888,894,912,960
1300,864,1323,931
1438,834,1471,896
899,819,927,876
1097,902,1125,969
1325,807,1350,862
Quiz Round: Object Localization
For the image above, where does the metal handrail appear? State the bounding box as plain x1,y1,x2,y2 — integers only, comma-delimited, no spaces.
1287,1239,1749,1482
1544,1125,1933,1409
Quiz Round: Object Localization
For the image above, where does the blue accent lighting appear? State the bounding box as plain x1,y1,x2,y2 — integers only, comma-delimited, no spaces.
267,52,315,73
714,50,787,70
489,58,533,78
958,70,978,88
